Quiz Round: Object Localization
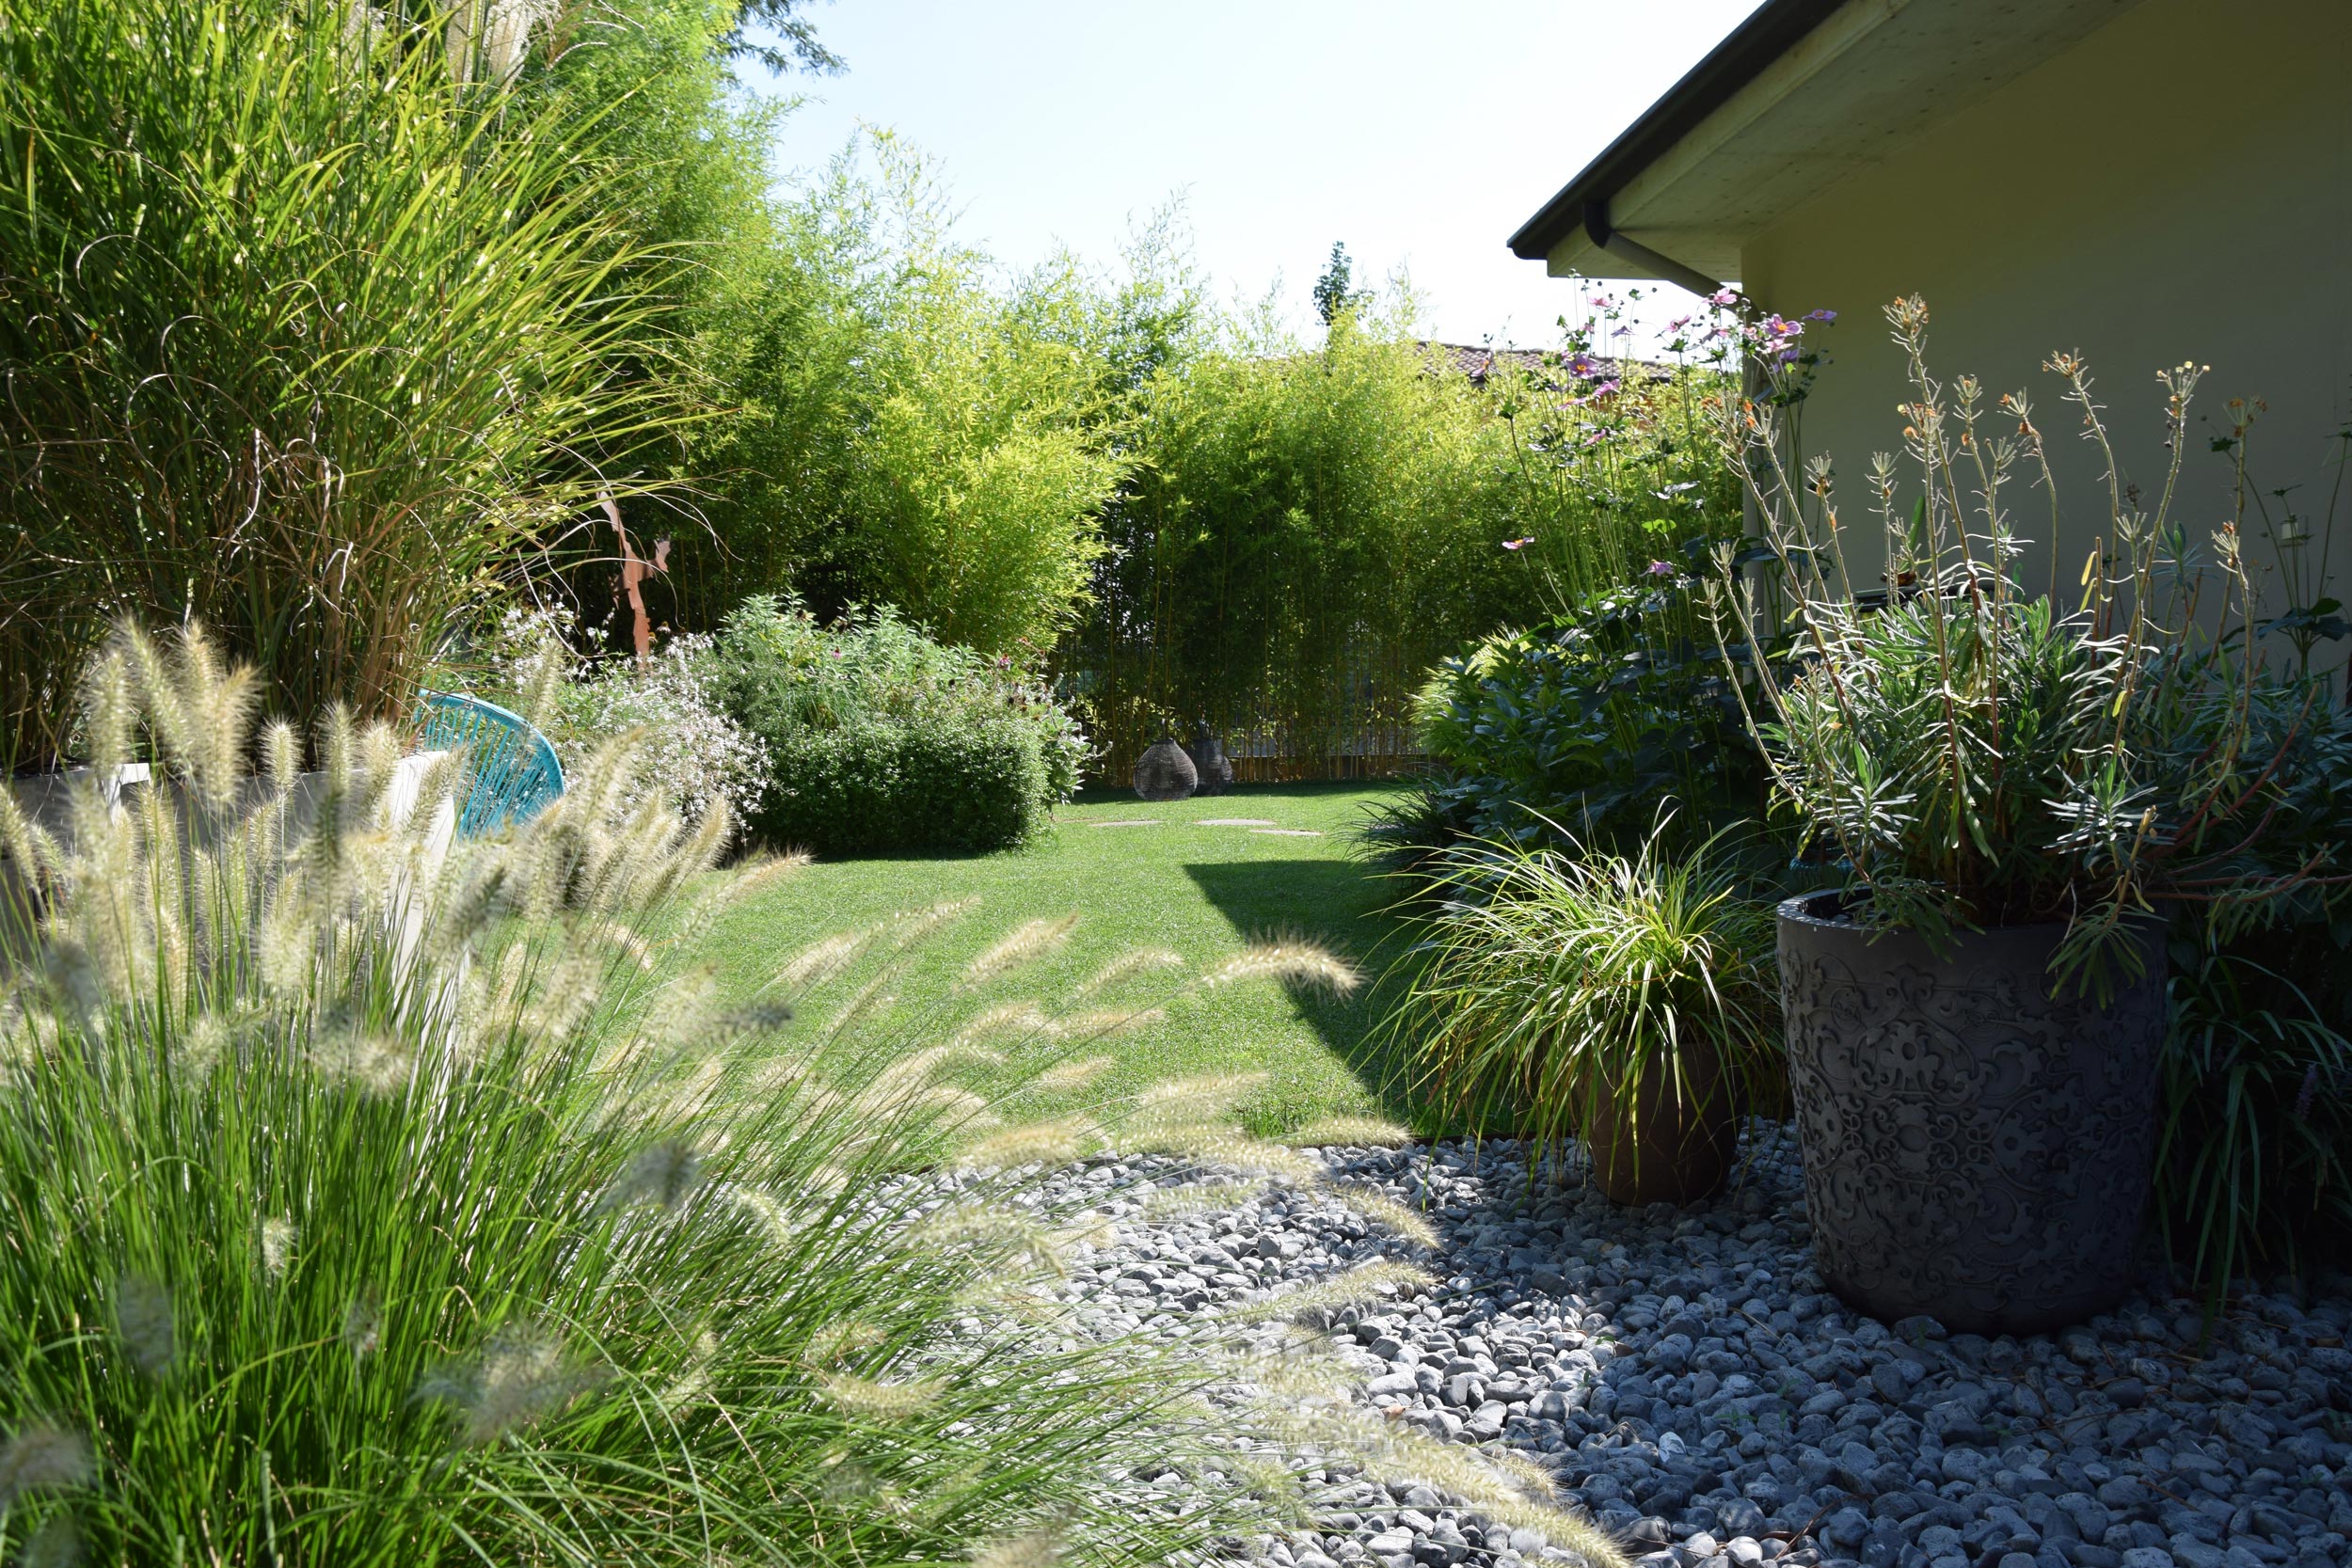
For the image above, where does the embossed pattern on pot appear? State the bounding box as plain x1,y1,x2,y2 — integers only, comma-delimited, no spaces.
1776,895,2168,1336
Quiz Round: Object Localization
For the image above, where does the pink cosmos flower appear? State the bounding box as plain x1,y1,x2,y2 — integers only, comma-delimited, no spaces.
1647,560,1676,577
1708,288,1740,307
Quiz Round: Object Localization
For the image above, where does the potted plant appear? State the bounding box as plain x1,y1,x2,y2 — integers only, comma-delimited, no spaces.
1383,822,1782,1206
1708,297,2332,1332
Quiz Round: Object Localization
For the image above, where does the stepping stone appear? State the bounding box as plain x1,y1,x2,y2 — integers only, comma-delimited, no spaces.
1249,828,1321,837
1091,819,1163,827
1198,817,1276,827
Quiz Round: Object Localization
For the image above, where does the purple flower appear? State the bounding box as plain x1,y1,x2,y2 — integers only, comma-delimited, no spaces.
2296,1064,2320,1121
1565,352,1598,377
1502,537,1535,551
1646,560,1675,577
1593,379,1621,397
1806,308,1837,323
1708,288,1740,308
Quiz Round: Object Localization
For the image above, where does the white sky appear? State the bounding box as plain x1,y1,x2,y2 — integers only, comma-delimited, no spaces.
754,1,1767,349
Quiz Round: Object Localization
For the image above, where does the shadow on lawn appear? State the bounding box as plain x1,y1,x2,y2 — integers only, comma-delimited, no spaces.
1182,855,1426,1129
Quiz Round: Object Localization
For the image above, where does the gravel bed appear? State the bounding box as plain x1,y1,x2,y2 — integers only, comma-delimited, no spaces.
1033,1129,2352,1568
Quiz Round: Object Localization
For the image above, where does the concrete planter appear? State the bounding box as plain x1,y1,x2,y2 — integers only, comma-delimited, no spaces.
1775,893,2168,1335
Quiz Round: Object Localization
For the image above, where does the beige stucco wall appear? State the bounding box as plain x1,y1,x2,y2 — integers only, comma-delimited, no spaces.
1740,0,2351,673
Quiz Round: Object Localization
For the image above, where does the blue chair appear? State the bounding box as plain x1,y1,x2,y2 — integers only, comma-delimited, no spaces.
411,691,564,837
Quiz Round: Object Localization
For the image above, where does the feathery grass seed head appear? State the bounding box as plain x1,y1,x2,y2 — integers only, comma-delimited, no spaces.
0,1424,97,1504
803,1319,888,1367
1202,940,1359,995
423,1323,606,1447
114,1275,176,1377
969,1526,1068,1568
261,1217,297,1279
1119,1127,1320,1182
961,914,1079,990
20,1513,82,1568
957,1117,1100,1171
607,1139,703,1212
1136,1178,1268,1220
1131,1070,1268,1130
1325,1185,1440,1249
344,1290,384,1362
1033,1054,1115,1092
1073,947,1184,999
817,1372,942,1423
1281,1115,1413,1148
1230,1261,1434,1323
1052,1006,1165,1039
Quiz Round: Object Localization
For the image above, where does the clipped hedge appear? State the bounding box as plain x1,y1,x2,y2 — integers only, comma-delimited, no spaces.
703,595,1083,857
755,719,1050,856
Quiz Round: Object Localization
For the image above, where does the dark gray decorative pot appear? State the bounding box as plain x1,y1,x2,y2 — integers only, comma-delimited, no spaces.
1185,721,1233,797
1775,894,2168,1336
1133,736,1198,802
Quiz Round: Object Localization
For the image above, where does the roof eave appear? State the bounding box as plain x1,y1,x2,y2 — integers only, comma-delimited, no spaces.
1506,0,1851,261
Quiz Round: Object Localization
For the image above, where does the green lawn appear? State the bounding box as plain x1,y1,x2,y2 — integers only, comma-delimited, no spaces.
698,780,1426,1135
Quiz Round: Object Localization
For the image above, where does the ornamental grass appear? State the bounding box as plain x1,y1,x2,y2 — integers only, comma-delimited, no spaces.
0,625,1621,1566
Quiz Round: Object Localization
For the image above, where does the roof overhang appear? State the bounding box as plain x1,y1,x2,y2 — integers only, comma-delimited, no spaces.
1510,0,2149,287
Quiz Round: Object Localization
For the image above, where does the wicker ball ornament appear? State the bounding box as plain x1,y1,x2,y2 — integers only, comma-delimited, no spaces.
1133,736,1198,801
1186,721,1233,797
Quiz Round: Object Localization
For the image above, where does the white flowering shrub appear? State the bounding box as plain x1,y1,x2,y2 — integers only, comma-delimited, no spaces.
469,606,773,832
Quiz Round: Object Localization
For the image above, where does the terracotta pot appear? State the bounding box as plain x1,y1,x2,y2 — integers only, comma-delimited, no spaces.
1776,893,2168,1335
1582,1035,1740,1206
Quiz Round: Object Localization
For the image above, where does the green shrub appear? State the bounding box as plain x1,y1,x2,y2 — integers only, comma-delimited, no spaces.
703,595,1086,856
2151,652,2352,1309
1406,560,1774,859
761,718,1050,855
2158,939,2352,1315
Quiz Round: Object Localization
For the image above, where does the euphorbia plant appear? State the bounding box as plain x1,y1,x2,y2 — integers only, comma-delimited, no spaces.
1706,296,2343,996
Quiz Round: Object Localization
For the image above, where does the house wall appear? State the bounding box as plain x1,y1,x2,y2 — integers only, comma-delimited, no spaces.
1740,0,2351,673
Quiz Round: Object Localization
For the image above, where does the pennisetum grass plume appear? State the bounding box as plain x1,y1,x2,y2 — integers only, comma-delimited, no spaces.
0,624,1442,1564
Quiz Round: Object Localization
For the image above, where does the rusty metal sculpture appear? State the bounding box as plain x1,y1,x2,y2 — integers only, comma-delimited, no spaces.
600,491,671,667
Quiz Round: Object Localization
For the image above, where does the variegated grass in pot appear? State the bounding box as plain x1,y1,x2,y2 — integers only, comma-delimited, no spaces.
1379,822,1782,1206
0,625,1626,1566
1703,297,2342,1332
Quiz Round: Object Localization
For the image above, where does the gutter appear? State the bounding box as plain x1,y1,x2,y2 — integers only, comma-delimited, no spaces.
1580,201,1726,297
1507,0,1850,263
